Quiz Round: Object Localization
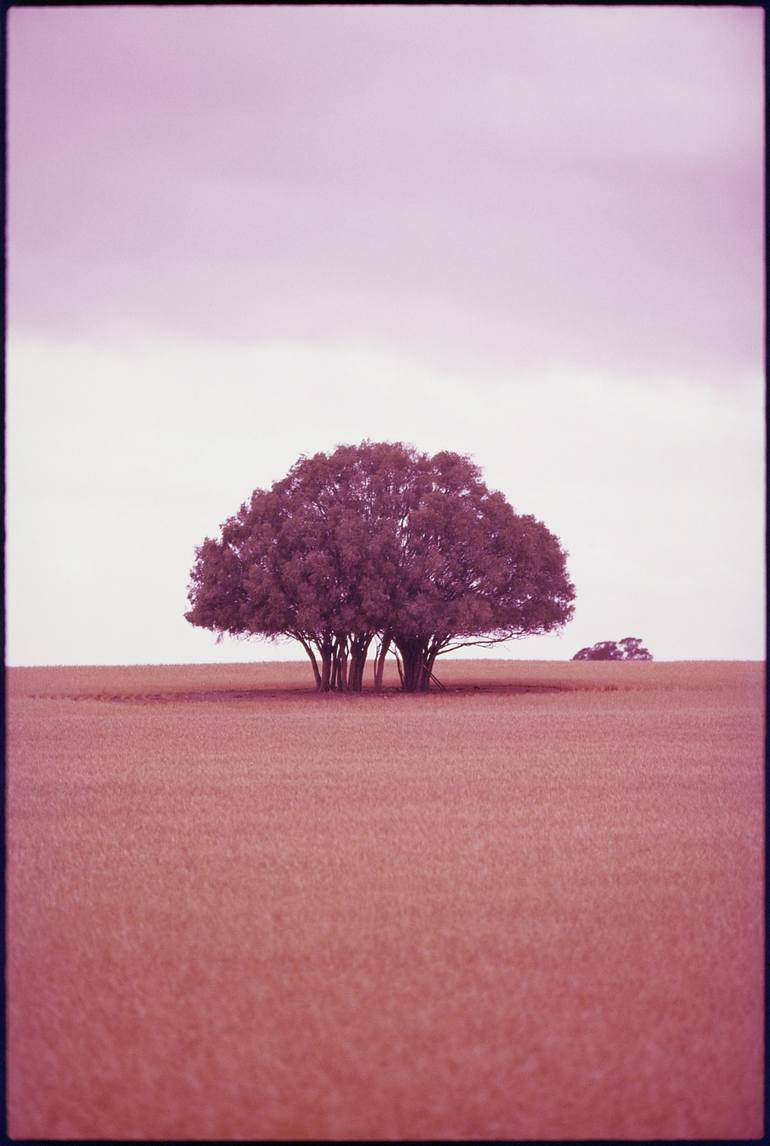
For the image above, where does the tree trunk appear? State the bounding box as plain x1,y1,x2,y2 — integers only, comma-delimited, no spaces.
293,633,322,689
347,646,363,692
373,631,392,690
400,644,416,691
422,639,442,690
347,633,373,692
330,634,348,691
396,637,432,692
394,647,404,688
319,634,334,692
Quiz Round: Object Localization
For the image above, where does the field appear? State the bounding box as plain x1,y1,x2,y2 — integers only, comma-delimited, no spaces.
6,659,765,1140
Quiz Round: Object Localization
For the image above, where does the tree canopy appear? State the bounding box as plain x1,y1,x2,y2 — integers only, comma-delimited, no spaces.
573,637,653,661
186,441,576,691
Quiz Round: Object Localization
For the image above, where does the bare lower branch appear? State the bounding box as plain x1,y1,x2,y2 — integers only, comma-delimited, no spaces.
437,633,527,655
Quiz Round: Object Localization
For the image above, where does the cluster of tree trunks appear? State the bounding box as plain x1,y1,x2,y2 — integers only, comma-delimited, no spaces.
393,635,444,692
294,629,446,692
296,631,377,692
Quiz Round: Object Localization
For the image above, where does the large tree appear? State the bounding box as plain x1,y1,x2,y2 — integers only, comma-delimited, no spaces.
186,441,576,691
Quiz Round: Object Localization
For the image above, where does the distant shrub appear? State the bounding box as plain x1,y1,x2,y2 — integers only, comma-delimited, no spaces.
573,637,653,661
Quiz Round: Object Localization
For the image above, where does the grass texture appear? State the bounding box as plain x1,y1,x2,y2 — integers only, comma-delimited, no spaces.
6,660,764,1140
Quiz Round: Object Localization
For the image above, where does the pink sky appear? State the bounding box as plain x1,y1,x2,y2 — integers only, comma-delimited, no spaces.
6,6,765,665
9,5,762,383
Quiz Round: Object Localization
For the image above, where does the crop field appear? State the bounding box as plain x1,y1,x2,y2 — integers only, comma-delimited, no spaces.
6,659,764,1140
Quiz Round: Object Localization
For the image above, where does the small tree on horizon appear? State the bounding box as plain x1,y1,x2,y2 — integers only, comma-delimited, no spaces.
186,441,576,691
573,637,653,661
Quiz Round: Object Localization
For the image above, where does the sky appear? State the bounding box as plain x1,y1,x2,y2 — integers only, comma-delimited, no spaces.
6,4,765,666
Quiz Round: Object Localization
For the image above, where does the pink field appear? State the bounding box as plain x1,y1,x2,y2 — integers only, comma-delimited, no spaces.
6,660,765,1140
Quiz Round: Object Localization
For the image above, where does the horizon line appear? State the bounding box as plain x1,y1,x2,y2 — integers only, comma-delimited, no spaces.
5,658,765,670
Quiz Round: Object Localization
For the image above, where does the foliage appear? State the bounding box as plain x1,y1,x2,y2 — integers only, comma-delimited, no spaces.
186,441,576,691
573,637,653,661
